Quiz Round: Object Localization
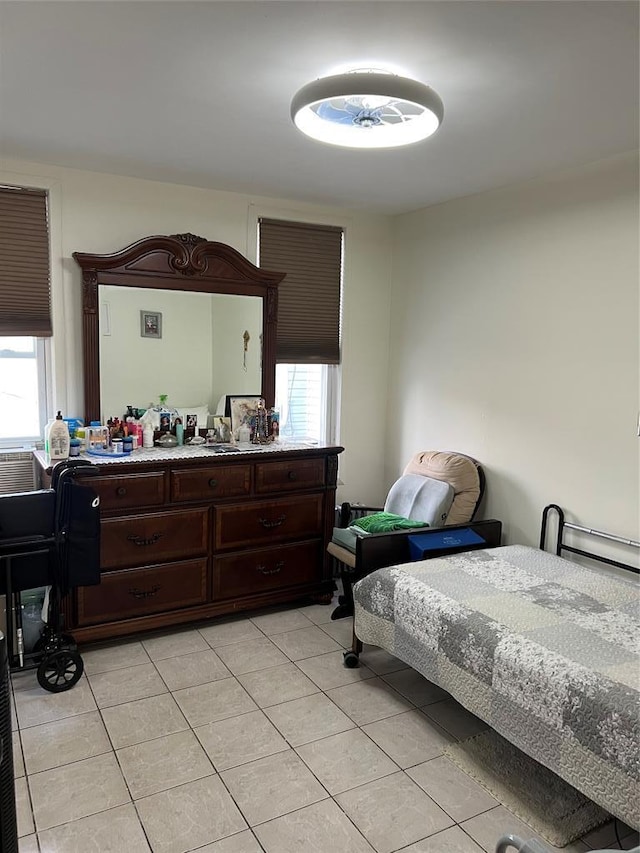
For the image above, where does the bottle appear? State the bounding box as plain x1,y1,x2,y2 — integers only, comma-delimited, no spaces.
49,411,70,461
133,421,144,450
143,424,154,449
175,419,184,446
43,416,56,454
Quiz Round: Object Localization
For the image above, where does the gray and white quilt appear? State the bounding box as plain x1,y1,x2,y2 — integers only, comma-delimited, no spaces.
353,544,640,828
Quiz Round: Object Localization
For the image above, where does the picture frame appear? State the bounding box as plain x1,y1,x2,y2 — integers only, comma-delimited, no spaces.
211,416,232,443
140,310,162,339
228,395,262,437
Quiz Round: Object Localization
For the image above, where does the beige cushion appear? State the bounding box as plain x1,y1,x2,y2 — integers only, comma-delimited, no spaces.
403,450,482,526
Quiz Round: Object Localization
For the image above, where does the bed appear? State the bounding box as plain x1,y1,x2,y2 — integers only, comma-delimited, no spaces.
350,505,640,829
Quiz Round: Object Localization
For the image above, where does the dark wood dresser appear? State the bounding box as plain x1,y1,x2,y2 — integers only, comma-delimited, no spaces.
35,445,343,643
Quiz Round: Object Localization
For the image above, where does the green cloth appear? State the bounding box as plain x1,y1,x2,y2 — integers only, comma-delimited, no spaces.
350,511,430,534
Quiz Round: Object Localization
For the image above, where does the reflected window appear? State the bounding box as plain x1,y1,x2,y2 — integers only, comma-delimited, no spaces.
275,363,338,444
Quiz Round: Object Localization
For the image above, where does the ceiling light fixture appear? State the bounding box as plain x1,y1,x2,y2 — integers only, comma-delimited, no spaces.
290,69,443,149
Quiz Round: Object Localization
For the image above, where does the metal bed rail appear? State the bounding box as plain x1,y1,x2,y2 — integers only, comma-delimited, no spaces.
540,504,640,575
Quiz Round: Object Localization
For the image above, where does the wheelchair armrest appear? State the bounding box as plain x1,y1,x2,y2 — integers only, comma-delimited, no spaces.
338,502,384,527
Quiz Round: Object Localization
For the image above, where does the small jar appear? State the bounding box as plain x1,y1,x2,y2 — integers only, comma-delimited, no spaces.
112,438,123,454
122,435,133,453
69,438,81,457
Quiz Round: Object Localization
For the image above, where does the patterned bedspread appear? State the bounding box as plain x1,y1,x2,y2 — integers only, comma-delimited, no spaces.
353,545,640,828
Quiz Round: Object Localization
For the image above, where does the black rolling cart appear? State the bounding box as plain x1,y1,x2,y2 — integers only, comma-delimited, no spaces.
0,459,101,692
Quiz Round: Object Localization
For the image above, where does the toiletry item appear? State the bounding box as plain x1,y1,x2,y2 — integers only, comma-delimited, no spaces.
49,412,70,461
75,427,87,451
143,424,154,448
134,422,144,448
88,424,109,450
69,438,81,457
43,417,56,454
122,436,133,453
112,438,123,454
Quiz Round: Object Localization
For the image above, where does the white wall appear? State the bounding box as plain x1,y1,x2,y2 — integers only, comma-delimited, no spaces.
0,157,393,502
388,152,639,549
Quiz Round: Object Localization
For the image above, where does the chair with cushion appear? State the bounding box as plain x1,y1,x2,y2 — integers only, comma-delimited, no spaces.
328,450,486,619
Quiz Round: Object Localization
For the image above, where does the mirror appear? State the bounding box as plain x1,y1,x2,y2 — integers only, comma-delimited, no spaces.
99,285,262,419
74,233,284,425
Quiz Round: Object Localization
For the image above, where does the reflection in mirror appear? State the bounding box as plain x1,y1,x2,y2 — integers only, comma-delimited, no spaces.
99,285,262,419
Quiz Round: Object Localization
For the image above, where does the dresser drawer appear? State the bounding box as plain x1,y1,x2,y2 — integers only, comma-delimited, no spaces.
76,558,207,625
171,465,251,503
255,458,325,494
101,508,209,570
89,472,165,511
214,541,321,599
215,494,324,550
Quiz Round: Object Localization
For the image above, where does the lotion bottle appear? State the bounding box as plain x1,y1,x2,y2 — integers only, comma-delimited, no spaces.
48,411,70,461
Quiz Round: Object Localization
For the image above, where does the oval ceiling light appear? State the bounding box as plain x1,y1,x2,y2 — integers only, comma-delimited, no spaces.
291,69,443,149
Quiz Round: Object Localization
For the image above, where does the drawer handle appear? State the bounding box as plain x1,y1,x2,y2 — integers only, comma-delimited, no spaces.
208,478,218,489
258,515,286,529
129,585,162,599
116,487,127,497
287,471,297,481
126,533,163,547
256,561,284,576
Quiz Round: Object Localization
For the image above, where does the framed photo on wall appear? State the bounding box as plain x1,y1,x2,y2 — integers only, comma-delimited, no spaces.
140,310,162,339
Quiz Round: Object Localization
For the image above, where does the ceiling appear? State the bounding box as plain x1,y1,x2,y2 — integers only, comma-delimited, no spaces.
0,1,637,215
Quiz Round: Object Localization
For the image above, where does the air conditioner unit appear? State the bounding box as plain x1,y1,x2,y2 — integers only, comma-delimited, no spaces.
0,453,37,495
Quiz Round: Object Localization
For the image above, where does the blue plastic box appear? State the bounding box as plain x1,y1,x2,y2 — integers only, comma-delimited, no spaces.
407,528,487,561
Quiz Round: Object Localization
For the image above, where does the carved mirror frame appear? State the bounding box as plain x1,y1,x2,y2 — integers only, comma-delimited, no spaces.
73,233,284,425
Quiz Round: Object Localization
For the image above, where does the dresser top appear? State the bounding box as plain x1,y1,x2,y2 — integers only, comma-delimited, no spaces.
33,442,343,473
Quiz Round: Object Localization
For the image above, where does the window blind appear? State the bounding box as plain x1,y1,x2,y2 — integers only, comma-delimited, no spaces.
0,187,51,337
259,218,342,364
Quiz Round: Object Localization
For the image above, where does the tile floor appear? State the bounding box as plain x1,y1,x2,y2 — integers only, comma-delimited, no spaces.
9,592,640,853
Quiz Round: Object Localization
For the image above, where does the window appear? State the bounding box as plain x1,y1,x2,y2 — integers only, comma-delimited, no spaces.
258,219,343,445
0,337,47,446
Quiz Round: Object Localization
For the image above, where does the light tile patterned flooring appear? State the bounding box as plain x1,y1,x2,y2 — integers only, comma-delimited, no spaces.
10,592,640,853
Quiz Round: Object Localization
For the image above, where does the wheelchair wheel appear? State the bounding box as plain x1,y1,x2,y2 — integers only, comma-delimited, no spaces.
37,649,84,692
343,650,360,668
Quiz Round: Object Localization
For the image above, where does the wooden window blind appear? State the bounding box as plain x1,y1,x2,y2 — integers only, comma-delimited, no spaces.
259,218,342,364
0,187,51,337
